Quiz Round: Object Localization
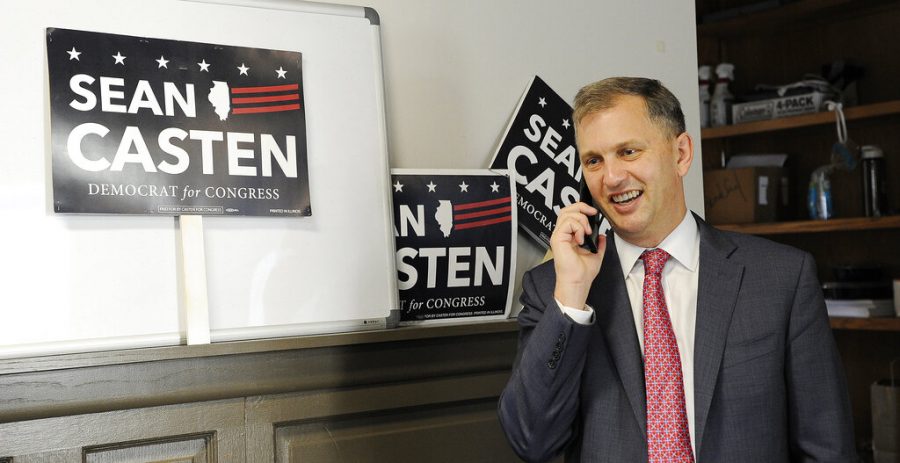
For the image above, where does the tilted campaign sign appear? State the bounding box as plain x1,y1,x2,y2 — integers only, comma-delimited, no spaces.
391,170,516,324
46,28,310,216
489,76,583,248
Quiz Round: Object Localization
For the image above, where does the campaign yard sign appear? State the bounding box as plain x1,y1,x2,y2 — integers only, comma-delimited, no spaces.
489,76,583,248
391,170,517,324
46,27,310,216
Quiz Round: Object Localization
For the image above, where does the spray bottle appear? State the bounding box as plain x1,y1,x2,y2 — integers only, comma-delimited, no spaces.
711,63,734,127
699,65,711,128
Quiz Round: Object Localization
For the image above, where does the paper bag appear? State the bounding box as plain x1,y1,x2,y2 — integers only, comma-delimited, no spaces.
873,378,900,462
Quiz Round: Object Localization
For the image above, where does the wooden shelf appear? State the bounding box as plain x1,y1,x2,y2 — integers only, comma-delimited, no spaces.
714,215,900,235
701,100,900,140
830,317,900,331
697,0,897,38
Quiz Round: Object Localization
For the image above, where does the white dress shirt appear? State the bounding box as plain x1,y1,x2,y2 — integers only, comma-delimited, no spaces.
558,211,700,452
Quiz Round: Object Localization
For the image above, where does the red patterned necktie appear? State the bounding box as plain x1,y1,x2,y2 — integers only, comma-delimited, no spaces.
641,248,694,463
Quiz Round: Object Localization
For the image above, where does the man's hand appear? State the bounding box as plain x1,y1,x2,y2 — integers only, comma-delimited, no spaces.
551,202,607,310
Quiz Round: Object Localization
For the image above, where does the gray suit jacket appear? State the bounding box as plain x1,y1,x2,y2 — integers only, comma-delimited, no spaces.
498,215,855,462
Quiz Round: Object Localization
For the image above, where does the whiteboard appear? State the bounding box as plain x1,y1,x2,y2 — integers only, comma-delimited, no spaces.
0,0,397,357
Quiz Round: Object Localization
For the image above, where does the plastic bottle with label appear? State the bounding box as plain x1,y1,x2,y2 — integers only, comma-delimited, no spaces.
861,145,888,217
699,65,711,128
710,63,734,127
808,168,833,220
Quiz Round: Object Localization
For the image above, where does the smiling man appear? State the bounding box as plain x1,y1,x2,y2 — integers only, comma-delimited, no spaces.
498,77,855,463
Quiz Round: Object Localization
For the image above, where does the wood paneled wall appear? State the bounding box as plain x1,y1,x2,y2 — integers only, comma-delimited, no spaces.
0,322,521,462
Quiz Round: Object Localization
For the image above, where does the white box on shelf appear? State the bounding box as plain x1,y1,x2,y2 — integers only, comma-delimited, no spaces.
732,91,827,124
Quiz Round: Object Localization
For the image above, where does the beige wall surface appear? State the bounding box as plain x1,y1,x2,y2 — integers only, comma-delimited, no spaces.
350,0,702,312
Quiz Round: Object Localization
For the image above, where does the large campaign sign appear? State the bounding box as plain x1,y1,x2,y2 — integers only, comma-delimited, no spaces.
391,170,516,323
46,28,310,216
489,76,582,248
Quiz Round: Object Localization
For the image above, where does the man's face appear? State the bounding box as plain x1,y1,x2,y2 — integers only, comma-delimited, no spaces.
576,95,692,248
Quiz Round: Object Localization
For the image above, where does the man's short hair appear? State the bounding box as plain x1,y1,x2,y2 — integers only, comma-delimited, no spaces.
573,77,686,139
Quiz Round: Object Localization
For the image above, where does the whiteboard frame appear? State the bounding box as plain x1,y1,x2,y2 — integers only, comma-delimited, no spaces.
198,0,399,341
0,0,398,359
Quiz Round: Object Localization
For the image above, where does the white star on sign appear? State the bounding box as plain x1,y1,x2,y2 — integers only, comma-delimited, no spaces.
426,181,437,192
112,51,126,65
156,55,169,69
276,66,287,79
237,63,250,75
67,47,81,61
562,119,571,129
538,97,547,108
393,181,404,192
490,182,500,193
197,59,210,72
459,181,469,192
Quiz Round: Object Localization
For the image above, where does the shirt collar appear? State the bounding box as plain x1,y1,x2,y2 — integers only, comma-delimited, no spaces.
614,210,699,278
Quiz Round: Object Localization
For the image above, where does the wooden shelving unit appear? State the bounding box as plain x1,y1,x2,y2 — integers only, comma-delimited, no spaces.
830,317,900,331
701,100,900,140
714,215,900,235
697,0,900,450
697,0,898,37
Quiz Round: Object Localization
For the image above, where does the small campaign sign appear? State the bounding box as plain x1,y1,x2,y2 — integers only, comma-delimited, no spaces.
46,27,310,216
391,169,516,323
489,76,582,248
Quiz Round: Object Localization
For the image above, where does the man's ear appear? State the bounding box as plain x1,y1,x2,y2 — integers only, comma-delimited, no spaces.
674,132,694,177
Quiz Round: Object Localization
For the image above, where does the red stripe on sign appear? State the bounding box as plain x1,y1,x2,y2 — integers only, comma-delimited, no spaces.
454,215,512,230
232,94,300,104
453,196,510,211
454,206,511,221
232,103,301,114
231,84,299,94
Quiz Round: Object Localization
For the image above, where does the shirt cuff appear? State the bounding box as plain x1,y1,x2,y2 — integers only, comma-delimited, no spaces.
556,299,595,325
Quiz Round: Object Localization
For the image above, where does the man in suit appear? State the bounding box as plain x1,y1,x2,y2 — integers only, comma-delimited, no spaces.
498,77,855,462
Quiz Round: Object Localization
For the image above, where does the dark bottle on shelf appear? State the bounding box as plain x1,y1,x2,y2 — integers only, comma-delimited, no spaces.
861,145,888,217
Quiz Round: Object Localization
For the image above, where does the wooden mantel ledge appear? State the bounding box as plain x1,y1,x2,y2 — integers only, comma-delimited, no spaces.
0,319,520,376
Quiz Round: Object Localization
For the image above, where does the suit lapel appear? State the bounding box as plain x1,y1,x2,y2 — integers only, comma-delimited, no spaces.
590,235,647,436
692,216,744,454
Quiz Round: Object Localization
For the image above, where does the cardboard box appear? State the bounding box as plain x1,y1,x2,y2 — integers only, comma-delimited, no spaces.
703,167,784,224
731,91,826,124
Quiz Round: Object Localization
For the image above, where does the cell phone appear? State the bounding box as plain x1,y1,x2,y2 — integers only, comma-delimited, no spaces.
578,179,604,253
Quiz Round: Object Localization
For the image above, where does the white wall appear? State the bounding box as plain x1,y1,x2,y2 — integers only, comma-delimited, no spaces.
345,0,704,311
0,0,702,355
